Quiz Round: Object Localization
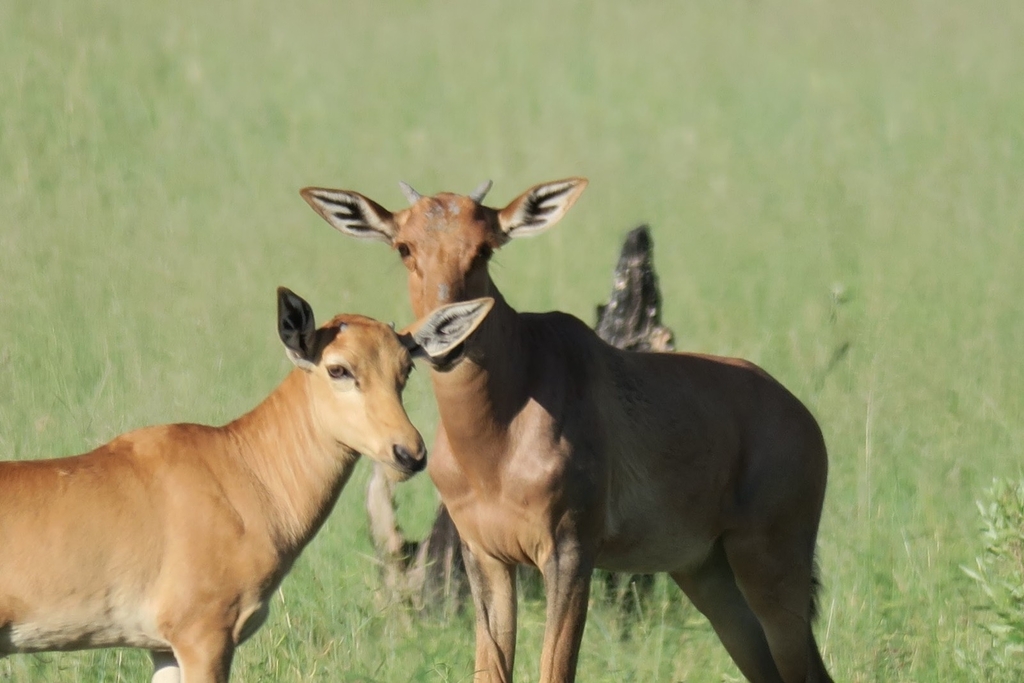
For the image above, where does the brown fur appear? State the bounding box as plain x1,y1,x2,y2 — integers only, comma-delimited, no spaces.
0,297,491,683
302,179,834,683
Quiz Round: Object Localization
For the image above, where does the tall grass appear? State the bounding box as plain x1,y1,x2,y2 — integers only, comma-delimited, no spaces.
1,0,1022,680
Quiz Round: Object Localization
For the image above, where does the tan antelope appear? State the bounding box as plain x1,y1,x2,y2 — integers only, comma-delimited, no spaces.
0,288,493,683
301,179,833,683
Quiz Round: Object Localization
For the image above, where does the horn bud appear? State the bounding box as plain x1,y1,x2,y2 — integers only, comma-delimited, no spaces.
398,181,422,205
469,179,493,204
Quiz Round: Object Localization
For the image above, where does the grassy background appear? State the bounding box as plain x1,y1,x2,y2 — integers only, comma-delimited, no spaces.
2,0,1022,680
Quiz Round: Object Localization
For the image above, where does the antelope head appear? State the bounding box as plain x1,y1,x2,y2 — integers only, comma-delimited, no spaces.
277,287,493,480
299,178,588,318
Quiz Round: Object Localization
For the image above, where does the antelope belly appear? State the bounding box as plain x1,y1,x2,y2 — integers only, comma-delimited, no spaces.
1,608,167,653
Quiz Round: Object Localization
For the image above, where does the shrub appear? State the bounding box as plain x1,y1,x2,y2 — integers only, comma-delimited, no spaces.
961,478,1024,677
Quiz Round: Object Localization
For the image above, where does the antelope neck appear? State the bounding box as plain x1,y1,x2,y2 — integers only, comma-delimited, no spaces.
225,370,358,554
429,288,528,470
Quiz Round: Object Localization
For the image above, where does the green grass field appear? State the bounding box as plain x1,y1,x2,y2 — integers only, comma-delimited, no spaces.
2,0,1022,680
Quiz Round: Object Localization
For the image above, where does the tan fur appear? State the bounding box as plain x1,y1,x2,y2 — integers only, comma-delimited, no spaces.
0,300,486,683
302,179,834,683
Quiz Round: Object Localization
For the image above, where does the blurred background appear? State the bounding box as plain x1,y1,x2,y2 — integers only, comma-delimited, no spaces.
1,0,1022,680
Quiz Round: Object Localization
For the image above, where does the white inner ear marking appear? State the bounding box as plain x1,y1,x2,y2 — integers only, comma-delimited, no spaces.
285,348,316,372
301,188,395,243
523,182,576,225
498,178,587,239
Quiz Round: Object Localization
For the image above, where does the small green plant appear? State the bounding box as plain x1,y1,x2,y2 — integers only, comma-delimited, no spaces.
961,478,1024,676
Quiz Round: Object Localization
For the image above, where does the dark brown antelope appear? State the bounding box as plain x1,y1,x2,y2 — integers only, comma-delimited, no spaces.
0,288,493,683
301,179,833,683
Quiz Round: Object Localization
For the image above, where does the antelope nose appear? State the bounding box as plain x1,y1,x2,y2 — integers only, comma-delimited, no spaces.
393,443,426,473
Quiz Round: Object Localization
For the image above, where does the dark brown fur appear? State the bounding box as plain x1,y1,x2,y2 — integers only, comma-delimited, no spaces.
302,178,833,683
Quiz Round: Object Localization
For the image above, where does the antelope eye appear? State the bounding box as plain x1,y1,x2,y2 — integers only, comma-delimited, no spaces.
476,244,493,261
397,244,411,259
327,365,353,380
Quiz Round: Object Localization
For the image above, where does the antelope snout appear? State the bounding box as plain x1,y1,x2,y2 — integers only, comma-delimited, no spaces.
393,441,427,475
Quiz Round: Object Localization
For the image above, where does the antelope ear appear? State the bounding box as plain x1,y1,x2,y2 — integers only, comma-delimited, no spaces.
399,298,495,363
497,177,588,239
277,287,317,370
300,187,397,244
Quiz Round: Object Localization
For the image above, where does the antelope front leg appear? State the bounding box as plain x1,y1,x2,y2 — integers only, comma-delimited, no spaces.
151,651,181,683
463,542,518,683
539,544,595,683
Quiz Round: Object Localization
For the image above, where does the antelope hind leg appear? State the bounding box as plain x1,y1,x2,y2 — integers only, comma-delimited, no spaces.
671,543,783,683
724,532,834,683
